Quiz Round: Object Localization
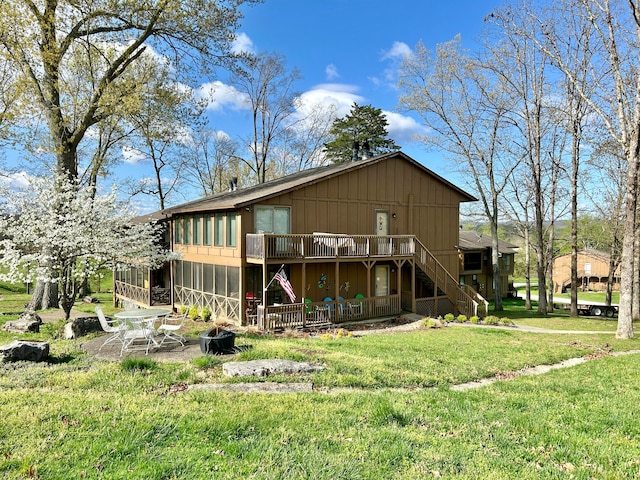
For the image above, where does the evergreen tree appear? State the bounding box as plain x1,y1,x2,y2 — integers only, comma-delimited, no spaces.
324,103,400,163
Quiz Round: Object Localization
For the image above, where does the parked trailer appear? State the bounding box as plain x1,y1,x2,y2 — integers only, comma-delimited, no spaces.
577,304,618,318
553,303,618,317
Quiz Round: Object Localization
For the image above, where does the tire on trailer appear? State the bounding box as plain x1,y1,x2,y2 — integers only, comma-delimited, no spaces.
605,307,615,318
590,306,603,316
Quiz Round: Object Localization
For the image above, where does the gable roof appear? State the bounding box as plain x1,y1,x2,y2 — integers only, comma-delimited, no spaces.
457,230,519,254
160,151,476,216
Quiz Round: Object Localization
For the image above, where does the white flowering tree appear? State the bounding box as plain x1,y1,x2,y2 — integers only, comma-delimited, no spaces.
0,174,175,319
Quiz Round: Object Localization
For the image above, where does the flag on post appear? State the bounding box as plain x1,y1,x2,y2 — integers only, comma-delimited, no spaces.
274,267,296,303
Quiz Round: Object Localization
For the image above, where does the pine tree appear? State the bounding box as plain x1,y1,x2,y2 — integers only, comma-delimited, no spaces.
324,103,400,163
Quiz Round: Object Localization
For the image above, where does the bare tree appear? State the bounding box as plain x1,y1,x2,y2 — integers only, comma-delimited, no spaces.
398,36,519,310
231,52,301,183
527,0,640,338
183,127,242,196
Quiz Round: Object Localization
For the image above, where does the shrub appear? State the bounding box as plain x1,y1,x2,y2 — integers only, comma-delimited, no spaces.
483,315,500,325
200,306,212,322
470,315,480,324
456,314,467,323
444,313,455,323
500,317,513,326
423,317,438,328
177,305,188,315
188,305,200,321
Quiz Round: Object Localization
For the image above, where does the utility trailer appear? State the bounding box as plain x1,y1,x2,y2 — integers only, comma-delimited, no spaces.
576,304,618,318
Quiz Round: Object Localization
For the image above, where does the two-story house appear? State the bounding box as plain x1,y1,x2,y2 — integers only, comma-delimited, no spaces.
456,230,518,301
552,249,621,293
114,152,482,329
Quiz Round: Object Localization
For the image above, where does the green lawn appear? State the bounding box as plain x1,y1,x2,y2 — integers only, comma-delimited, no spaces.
1,293,640,479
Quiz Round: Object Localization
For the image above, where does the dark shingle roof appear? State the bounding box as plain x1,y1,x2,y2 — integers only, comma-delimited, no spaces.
457,230,518,254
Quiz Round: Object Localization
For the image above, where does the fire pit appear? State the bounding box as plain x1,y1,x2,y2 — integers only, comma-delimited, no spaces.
199,328,236,354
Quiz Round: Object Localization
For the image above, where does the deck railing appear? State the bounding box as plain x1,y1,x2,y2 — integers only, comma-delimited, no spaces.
256,295,401,331
246,233,415,260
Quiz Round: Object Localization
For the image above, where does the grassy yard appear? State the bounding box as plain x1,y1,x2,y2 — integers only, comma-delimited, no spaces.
1,294,640,478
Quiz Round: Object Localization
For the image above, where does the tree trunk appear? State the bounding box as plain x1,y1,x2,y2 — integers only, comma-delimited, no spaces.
616,144,639,338
27,280,59,311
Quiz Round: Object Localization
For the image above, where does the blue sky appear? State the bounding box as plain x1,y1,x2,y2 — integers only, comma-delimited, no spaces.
3,1,506,212
196,0,505,187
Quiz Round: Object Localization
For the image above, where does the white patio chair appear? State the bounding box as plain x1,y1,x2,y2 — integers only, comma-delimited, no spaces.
96,306,126,351
157,311,187,348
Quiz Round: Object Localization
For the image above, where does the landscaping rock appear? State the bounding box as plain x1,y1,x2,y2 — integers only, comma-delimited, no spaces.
2,311,43,333
223,359,324,378
0,340,49,362
82,296,99,304
63,317,103,339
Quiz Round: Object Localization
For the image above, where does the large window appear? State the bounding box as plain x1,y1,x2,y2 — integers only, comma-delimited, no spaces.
183,217,191,244
193,216,201,245
463,252,482,272
255,206,290,233
203,215,211,246
226,212,237,247
214,213,224,246
174,218,182,244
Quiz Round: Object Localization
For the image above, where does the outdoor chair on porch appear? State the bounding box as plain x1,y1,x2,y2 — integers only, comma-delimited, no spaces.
95,306,126,351
157,311,187,348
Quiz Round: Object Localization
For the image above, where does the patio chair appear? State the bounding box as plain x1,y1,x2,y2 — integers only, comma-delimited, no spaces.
157,311,187,348
95,306,126,351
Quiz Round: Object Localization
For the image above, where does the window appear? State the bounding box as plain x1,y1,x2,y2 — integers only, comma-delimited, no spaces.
203,215,211,246
226,212,237,247
463,252,482,271
214,213,224,246
193,216,201,245
183,217,191,244
174,218,182,244
255,206,290,233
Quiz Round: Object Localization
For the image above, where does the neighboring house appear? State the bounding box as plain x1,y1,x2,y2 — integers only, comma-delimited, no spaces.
115,152,483,329
552,249,621,293
456,230,518,300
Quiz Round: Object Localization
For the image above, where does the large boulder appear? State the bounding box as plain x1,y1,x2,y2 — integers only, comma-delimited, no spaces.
2,311,43,333
0,340,49,362
63,317,103,339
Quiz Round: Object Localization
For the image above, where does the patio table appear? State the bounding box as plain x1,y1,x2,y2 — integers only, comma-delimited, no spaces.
114,308,172,355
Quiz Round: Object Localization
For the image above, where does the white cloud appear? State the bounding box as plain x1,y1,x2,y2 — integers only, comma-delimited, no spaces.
381,41,412,61
383,111,429,143
325,64,340,80
121,145,147,165
232,32,255,54
197,81,249,111
296,83,364,118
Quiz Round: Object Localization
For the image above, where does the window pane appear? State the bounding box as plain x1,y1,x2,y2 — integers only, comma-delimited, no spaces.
183,217,191,244
214,213,224,246
255,206,273,233
174,218,182,244
193,216,201,245
203,215,211,245
273,207,290,234
226,213,237,247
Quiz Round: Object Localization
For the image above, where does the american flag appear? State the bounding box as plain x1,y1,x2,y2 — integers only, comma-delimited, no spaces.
274,268,296,303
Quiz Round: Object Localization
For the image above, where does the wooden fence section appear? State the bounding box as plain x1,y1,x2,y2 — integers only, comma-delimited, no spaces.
114,281,150,307
246,234,415,261
257,295,401,331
